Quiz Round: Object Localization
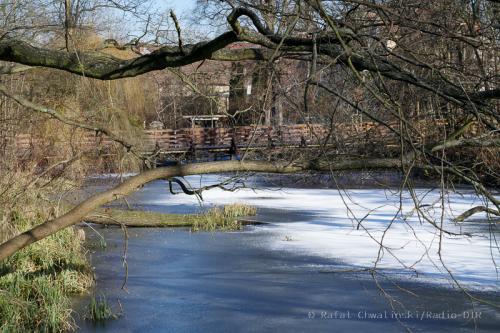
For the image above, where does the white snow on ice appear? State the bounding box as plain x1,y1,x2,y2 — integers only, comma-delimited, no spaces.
137,174,500,290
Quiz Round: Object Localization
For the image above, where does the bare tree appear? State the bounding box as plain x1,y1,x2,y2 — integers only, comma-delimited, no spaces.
0,3,498,311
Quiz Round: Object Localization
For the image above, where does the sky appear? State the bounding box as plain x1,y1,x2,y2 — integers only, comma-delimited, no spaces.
154,0,196,16
105,0,218,43
150,0,225,41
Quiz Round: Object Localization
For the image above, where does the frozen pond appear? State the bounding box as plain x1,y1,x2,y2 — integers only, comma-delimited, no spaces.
76,174,500,332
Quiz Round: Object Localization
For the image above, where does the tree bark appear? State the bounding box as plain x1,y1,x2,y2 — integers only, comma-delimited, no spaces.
0,32,268,79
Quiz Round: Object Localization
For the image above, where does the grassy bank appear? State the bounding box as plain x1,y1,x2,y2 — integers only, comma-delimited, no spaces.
85,203,258,231
0,176,93,332
0,170,256,332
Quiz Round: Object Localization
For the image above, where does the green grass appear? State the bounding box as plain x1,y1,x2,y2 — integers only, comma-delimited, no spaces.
0,196,255,332
0,224,93,332
85,294,119,323
192,204,257,232
0,177,93,332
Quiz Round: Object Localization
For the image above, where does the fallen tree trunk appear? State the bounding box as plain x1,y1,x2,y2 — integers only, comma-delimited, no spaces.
0,159,406,261
5,157,500,261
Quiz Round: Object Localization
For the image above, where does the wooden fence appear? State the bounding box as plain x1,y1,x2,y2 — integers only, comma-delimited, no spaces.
5,121,442,156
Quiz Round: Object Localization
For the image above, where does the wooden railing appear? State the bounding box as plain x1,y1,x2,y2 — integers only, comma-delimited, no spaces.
5,121,443,155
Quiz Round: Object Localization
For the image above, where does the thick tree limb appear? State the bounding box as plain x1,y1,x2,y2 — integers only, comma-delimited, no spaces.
0,32,256,79
230,5,498,116
0,7,281,79
3,157,500,261
0,6,496,114
431,137,500,152
454,206,500,222
471,89,500,100
0,159,405,261
227,7,355,46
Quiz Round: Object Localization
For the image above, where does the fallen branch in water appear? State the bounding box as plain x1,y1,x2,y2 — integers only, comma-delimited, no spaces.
1,158,496,261
0,159,339,260
167,176,246,200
